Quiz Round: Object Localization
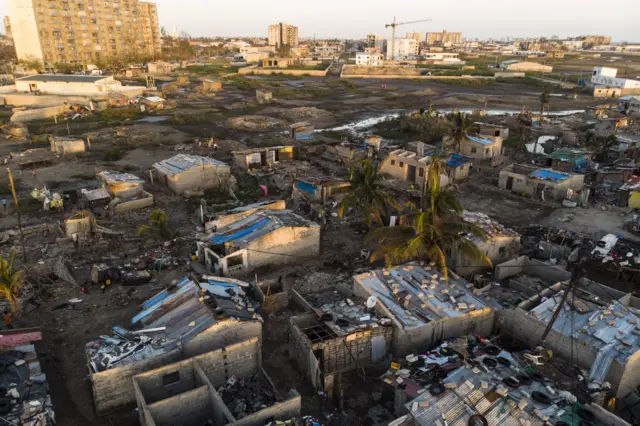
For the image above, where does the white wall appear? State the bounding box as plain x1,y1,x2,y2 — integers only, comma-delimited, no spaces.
386,38,418,59
15,77,123,96
8,0,44,62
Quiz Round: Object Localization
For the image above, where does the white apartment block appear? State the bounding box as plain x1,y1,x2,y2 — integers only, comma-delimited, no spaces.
386,38,418,59
592,67,640,90
355,52,383,66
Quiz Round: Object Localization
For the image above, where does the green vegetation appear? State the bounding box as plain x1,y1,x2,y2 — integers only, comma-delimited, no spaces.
99,107,145,122
435,78,496,86
419,67,495,77
273,87,332,98
496,76,556,88
138,210,175,241
446,112,473,153
103,147,125,161
327,79,359,89
282,63,330,71
0,250,25,315
225,76,269,90
373,109,451,144
185,64,238,76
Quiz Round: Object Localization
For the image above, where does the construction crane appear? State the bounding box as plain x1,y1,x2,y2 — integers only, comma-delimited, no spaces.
385,17,432,60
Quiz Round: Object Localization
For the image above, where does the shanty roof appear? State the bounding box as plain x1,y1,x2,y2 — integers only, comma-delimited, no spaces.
353,263,500,330
153,154,229,176
474,122,507,129
619,95,640,102
530,169,570,183
16,74,109,83
529,295,640,382
86,277,261,372
445,153,473,168
621,175,640,191
462,211,519,241
466,134,497,146
209,210,317,247
82,188,111,201
97,171,145,184
545,148,587,163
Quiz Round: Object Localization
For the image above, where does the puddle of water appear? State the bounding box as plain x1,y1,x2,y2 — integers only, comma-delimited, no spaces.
136,116,170,123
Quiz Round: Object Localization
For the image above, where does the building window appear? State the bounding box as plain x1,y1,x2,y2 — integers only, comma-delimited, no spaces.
471,147,477,154
391,160,395,166
419,168,424,177
399,162,404,168
162,372,180,386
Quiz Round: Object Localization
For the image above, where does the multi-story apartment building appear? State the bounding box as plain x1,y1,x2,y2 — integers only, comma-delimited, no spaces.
386,38,418,59
405,32,425,43
3,16,12,41
582,35,612,46
7,0,161,69
426,30,462,45
268,22,298,48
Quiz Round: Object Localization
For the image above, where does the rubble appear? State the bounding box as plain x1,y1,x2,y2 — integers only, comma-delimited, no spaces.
230,115,287,131
217,373,277,418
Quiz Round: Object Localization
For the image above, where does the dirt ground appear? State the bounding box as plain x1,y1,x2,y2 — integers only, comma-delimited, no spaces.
0,65,636,426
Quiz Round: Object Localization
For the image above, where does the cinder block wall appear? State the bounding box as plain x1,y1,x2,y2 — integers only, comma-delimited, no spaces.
183,320,262,358
147,386,213,426
168,166,230,194
135,359,200,404
195,337,261,387
232,391,301,426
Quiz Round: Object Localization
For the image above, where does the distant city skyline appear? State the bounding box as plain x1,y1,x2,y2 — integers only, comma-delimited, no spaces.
1,0,638,42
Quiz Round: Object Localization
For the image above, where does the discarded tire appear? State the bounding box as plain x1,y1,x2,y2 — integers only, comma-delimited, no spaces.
496,356,511,367
482,358,498,368
530,372,545,382
576,409,595,422
320,313,333,322
485,346,500,356
531,391,552,405
503,377,520,388
429,383,445,396
335,318,350,327
468,414,488,426
517,374,532,386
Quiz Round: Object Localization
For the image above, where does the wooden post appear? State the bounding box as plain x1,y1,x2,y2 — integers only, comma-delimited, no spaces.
7,168,27,262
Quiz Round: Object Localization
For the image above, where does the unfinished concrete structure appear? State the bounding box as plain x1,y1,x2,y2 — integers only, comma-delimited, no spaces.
49,136,86,155
200,210,320,276
15,75,128,96
147,61,173,75
450,134,504,162
475,122,510,139
202,79,222,92
499,163,585,200
293,177,351,203
493,256,640,399
289,285,393,396
133,338,301,426
152,154,231,195
449,211,520,276
352,263,500,355
232,146,294,170
86,277,263,414
97,171,154,213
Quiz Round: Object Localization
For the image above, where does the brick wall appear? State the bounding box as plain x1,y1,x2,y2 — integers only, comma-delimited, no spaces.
247,225,320,270
183,319,262,358
195,338,261,387
147,386,213,426
232,391,301,426
135,359,200,404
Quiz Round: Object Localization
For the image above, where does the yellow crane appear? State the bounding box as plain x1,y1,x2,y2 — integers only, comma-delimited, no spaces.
385,17,432,60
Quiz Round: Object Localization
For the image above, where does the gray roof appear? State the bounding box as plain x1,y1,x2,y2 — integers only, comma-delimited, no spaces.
153,154,229,177
16,74,109,83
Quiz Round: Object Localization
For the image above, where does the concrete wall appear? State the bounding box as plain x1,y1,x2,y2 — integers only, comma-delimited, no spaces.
147,386,213,426
163,165,230,195
114,192,154,213
239,65,330,77
15,78,122,96
7,0,43,62
245,225,320,272
232,390,301,426
498,165,585,200
194,338,262,387
182,319,262,359
10,104,69,122
1,93,95,107
136,359,201,404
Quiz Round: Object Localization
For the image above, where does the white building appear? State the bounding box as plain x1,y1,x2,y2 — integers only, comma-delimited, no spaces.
355,52,383,66
422,52,462,64
386,38,418,59
592,67,640,91
15,74,126,96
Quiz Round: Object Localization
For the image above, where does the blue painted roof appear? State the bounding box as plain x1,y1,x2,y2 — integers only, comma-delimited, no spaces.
530,169,570,183
210,217,271,245
153,154,229,177
446,154,473,168
466,135,496,146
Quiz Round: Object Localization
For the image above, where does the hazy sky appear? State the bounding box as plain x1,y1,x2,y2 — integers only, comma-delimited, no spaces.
1,0,639,42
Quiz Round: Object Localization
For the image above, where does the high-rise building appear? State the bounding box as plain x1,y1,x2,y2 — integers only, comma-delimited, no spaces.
3,16,12,41
426,30,462,45
386,38,418,59
7,0,162,68
268,23,299,48
405,32,425,43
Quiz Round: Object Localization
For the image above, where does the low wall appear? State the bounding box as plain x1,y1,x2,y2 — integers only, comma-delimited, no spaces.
494,72,525,78
233,390,301,426
0,85,16,94
1,92,96,107
238,65,330,77
10,104,69,122
114,192,154,213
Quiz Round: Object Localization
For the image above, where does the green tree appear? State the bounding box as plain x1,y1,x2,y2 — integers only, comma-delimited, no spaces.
586,132,618,162
18,55,43,73
447,111,473,153
338,160,397,227
0,250,25,315
138,210,174,240
370,153,491,278
539,86,551,125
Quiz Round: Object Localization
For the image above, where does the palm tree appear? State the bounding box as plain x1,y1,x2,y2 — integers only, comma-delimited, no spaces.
539,86,551,125
0,250,25,315
138,210,174,240
370,155,491,278
586,132,618,162
447,111,473,153
338,160,397,227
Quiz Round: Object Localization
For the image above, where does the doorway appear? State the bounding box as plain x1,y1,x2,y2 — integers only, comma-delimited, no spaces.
407,165,417,182
506,176,514,190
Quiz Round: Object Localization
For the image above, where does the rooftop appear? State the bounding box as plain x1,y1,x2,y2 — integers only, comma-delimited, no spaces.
474,122,507,129
97,171,145,184
529,294,640,381
208,210,317,247
86,277,261,372
354,263,500,330
461,210,519,240
445,153,473,168
16,74,109,83
545,148,587,163
153,154,229,177
530,169,571,183
466,134,497,146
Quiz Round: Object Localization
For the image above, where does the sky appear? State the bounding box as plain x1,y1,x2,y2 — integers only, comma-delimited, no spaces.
1,0,639,42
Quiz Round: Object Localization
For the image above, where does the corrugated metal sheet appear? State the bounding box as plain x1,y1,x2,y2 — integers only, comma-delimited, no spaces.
98,171,145,184
210,217,271,245
153,154,229,177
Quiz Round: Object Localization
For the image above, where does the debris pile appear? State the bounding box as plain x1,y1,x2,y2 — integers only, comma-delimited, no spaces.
230,115,286,131
278,107,333,120
217,374,277,418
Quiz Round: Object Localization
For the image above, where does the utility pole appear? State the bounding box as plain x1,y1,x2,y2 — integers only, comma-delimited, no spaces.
539,264,583,344
7,168,27,263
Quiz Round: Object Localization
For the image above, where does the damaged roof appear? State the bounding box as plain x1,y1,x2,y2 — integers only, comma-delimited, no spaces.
529,295,640,382
530,169,571,183
462,211,519,241
153,154,229,176
97,171,145,184
545,148,587,163
354,263,500,330
209,210,318,247
445,153,473,168
466,134,497,146
16,74,109,83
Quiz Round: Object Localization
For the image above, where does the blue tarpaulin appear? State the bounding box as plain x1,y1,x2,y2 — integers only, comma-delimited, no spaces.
295,180,317,195
466,135,495,145
446,154,473,168
530,169,570,183
210,217,271,245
